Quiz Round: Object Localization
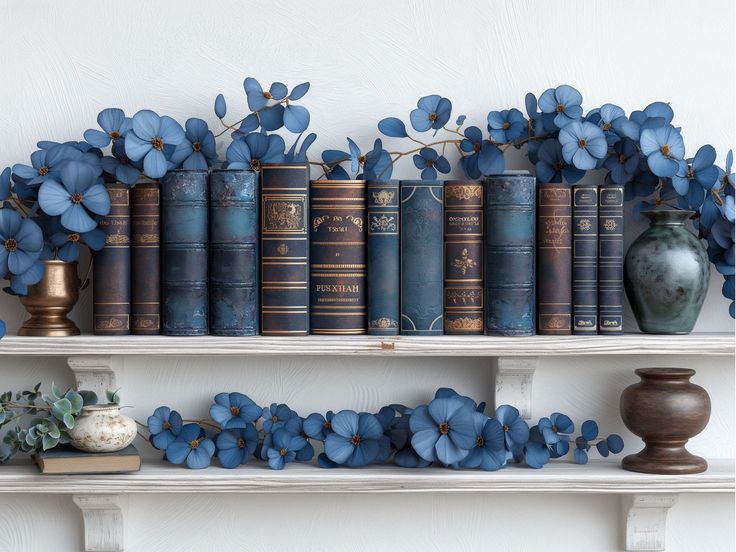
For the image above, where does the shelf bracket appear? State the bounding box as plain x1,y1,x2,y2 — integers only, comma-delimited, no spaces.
495,357,538,420
73,494,124,552
621,493,678,551
67,356,120,399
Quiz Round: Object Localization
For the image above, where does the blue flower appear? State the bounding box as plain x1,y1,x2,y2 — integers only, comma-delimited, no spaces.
409,397,476,465
101,139,142,186
147,406,183,450
495,404,529,454
587,104,625,145
6,259,45,296
262,403,298,433
216,425,258,468
535,139,585,184
487,109,526,143
604,138,639,185
170,118,218,170
0,209,44,279
559,121,608,170
524,441,551,469
243,77,286,112
640,126,685,177
266,429,307,470
83,108,132,148
0,167,10,201
459,126,484,179
362,139,393,181
209,392,261,430
459,413,505,471
672,145,719,195
38,161,109,233
412,148,450,180
324,410,384,467
538,85,583,128
50,226,105,262
524,92,554,136
226,132,285,171
538,412,574,457
304,411,334,441
124,110,185,178
12,144,84,187
409,95,452,132
165,423,215,469
434,387,485,413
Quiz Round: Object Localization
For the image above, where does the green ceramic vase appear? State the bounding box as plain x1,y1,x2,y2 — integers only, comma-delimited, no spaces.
624,210,710,334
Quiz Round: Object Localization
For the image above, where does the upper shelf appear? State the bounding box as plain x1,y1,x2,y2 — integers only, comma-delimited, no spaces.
0,333,732,357
0,458,732,494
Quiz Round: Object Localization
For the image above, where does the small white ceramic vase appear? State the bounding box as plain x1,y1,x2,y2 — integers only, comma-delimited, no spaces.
69,405,137,453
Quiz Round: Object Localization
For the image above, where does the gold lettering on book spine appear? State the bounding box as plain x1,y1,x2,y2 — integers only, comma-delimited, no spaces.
371,190,395,206
369,317,398,329
445,317,482,331
446,185,482,201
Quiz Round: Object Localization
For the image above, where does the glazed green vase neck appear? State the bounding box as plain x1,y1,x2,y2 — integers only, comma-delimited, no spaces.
642,209,694,227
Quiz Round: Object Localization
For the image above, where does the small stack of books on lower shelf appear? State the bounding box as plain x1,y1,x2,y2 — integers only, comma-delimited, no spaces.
33,445,141,474
92,167,624,337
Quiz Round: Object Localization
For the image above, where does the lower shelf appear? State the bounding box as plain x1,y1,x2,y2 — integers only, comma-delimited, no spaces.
1,458,733,494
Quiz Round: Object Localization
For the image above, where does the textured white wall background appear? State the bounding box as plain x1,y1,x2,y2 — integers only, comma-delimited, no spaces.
0,1,734,551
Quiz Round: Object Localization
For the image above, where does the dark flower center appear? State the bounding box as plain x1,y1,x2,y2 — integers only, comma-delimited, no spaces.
351,435,361,445
230,406,240,416
323,421,331,430
552,425,558,432
556,103,565,113
68,233,80,242
192,141,202,152
120,155,130,165
502,424,509,432
429,112,438,122
358,155,366,164
602,122,612,131
110,131,121,140
237,438,245,449
251,159,261,172
687,167,695,180
71,193,83,204
475,436,484,447
660,144,671,156
152,137,164,151
4,238,17,252
189,440,199,449
578,139,587,148
39,166,49,176
619,154,627,164
279,447,287,456
553,162,563,171
438,422,449,435
502,122,510,130
473,143,481,153
162,421,171,430
263,91,273,100
426,159,434,167
272,415,278,423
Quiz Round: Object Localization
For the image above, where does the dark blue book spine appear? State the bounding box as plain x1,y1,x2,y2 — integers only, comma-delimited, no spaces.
366,180,400,335
260,163,310,335
161,170,209,336
209,169,258,336
400,180,443,335
572,185,598,334
598,184,624,334
484,173,536,336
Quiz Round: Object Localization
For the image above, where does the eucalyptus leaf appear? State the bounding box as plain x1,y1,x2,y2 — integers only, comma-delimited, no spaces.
79,390,98,406
51,382,62,400
42,433,59,451
65,391,84,413
62,413,75,429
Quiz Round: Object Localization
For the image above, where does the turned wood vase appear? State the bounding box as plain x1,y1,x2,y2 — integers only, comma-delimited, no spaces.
620,368,710,474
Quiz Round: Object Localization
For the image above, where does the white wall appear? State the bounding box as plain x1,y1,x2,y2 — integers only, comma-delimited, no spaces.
0,1,734,551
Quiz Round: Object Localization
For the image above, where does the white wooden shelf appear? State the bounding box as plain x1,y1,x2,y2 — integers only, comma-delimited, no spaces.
0,458,732,494
0,332,732,357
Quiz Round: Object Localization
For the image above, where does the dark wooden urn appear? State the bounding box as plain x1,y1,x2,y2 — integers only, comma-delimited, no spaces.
620,368,711,474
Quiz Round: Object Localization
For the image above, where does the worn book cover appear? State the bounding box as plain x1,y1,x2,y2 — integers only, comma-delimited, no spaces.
34,445,140,474
572,185,598,334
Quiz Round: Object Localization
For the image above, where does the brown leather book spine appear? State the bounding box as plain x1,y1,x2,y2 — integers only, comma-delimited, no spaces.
93,183,131,335
444,181,483,334
130,180,160,334
537,183,572,335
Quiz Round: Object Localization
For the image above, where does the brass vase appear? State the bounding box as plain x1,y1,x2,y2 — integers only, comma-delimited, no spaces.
18,260,81,336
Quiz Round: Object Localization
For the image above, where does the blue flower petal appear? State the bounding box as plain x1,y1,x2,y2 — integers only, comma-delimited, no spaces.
132,110,160,142
434,434,468,466
289,82,310,101
378,117,408,138
324,433,354,464
348,439,379,467
143,149,168,179
186,445,213,469
411,428,439,462
607,434,624,454
524,441,550,468
214,94,227,118
581,420,599,440
283,105,310,133
165,441,190,465
259,104,285,132
269,82,288,101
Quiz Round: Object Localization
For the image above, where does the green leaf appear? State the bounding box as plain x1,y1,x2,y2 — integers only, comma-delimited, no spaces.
42,434,59,451
0,407,5,425
53,398,72,413
42,393,55,404
51,382,62,400
62,413,75,429
47,421,60,439
65,391,84,413
106,389,121,405
79,390,98,406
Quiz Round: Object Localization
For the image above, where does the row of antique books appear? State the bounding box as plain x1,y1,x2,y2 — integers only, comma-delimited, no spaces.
92,165,623,337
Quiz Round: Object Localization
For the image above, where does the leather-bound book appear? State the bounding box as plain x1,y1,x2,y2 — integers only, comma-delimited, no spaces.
537,183,572,335
93,182,130,335
260,163,310,335
130,178,160,335
444,181,483,334
366,180,400,335
484,171,536,336
598,183,625,334
572,185,598,334
210,169,259,336
310,179,366,334
161,169,209,336
400,180,443,336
